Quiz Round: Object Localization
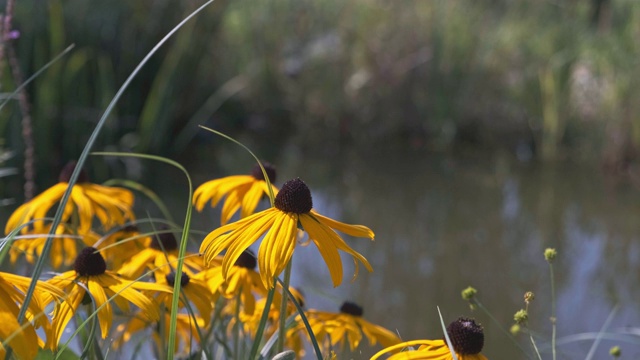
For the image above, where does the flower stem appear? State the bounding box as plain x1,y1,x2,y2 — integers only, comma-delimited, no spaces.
475,300,533,358
525,303,542,360
249,278,277,360
277,260,293,353
549,263,557,360
234,289,242,358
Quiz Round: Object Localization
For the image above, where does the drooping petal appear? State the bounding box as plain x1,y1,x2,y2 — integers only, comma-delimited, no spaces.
98,273,163,321
311,210,375,239
299,214,344,287
213,209,278,277
48,284,85,350
193,176,254,211
220,190,242,225
240,182,265,218
0,287,38,360
70,186,95,232
87,279,112,339
256,211,297,289
357,318,401,348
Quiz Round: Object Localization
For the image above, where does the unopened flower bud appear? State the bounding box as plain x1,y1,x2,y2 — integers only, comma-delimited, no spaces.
544,248,557,263
461,286,477,301
514,309,528,324
609,346,621,358
524,291,535,304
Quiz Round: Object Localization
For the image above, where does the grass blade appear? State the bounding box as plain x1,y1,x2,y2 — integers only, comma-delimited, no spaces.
437,306,458,360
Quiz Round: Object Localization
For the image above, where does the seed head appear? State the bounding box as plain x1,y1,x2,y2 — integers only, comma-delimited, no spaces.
251,162,276,184
339,301,363,317
74,247,107,276
274,178,312,214
446,317,484,355
59,161,89,183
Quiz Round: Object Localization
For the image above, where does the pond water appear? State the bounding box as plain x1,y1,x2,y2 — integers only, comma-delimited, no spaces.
178,140,640,359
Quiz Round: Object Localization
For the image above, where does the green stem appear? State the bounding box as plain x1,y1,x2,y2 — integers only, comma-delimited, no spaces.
549,263,557,360
528,328,543,360
276,261,293,353
525,303,542,360
249,278,277,359
475,300,532,359
234,289,242,358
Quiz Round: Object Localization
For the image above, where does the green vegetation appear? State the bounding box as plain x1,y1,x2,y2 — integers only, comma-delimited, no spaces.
2,0,639,186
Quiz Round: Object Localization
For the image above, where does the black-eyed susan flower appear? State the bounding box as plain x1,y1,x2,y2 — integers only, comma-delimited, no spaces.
5,161,135,235
45,247,172,349
194,162,279,225
94,225,148,269
0,272,65,360
370,317,488,360
200,178,374,289
290,301,400,354
9,224,94,269
196,250,267,316
114,312,205,357
116,229,203,280
154,272,215,327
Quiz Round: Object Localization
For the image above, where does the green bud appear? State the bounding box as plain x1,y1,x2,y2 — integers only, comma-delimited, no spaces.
461,286,477,301
510,324,521,335
544,248,557,263
514,309,528,324
609,346,621,358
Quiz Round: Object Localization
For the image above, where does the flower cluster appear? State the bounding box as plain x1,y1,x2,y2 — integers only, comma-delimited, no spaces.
1,160,489,359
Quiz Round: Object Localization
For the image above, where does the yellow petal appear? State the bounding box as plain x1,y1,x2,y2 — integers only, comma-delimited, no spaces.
311,210,375,239
98,274,162,321
48,285,85,350
87,279,112,339
240,182,264,218
257,211,297,289
299,214,344,287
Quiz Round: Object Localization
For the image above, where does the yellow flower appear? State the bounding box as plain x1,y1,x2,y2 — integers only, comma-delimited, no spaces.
196,250,267,316
235,287,306,356
154,272,215,327
114,312,204,357
94,225,148,269
116,229,204,280
5,161,135,235
0,272,65,360
9,224,94,269
290,301,400,354
45,247,172,349
200,178,374,289
371,318,488,360
193,162,278,225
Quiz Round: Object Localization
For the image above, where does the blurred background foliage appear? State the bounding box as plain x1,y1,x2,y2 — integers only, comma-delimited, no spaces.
1,0,640,192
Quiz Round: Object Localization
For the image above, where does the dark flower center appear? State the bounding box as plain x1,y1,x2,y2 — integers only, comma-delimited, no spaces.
235,250,257,269
339,301,363,317
150,230,178,251
251,163,276,184
59,161,89,183
274,178,312,214
446,317,484,355
74,247,107,276
166,272,190,287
